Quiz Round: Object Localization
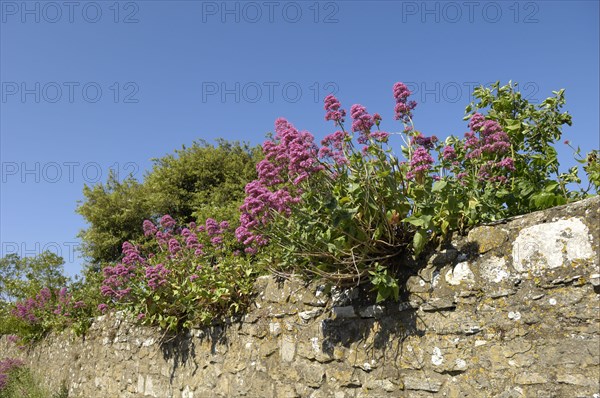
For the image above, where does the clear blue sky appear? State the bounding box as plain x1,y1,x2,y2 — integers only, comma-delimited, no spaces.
1,0,599,277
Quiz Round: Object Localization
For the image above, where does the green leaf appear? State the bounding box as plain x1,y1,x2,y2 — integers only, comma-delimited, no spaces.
404,215,432,229
431,180,447,193
412,230,427,256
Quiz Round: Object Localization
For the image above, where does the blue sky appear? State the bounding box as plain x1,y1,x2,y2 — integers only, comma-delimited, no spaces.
1,0,599,276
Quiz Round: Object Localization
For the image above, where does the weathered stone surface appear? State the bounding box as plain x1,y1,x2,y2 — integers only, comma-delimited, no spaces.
0,196,598,398
468,225,509,253
512,216,595,273
445,261,475,286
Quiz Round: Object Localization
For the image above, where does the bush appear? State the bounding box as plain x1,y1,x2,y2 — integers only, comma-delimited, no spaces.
77,140,260,265
5,286,90,343
0,358,68,398
0,252,69,304
98,215,258,331
144,139,261,224
77,174,152,266
236,81,597,301
0,252,88,341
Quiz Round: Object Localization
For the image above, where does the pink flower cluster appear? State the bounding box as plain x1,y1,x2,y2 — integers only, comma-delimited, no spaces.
102,216,236,302
143,215,178,247
464,113,515,183
350,104,374,135
410,133,438,150
0,358,24,391
11,287,83,325
319,130,349,166
52,287,84,317
478,158,516,183
442,145,457,161
145,263,170,290
407,146,435,180
143,219,158,236
101,262,136,300
101,241,146,299
237,118,322,249
11,287,52,323
324,94,346,124
465,113,511,158
393,82,417,123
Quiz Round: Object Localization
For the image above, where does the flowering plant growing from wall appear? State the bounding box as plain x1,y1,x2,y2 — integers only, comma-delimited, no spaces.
99,215,256,331
237,81,594,301
6,287,87,342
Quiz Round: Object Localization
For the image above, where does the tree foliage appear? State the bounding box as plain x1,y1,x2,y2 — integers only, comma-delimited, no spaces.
77,140,260,265
144,139,261,223
77,173,151,266
0,252,68,304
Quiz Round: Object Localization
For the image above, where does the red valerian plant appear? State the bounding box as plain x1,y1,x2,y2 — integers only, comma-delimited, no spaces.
100,216,256,330
0,358,24,391
8,287,86,341
237,81,592,302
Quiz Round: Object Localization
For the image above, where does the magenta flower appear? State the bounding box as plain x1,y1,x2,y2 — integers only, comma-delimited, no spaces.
324,94,346,124
168,238,181,255
145,263,170,290
160,215,176,229
442,146,457,161
205,218,220,236
143,220,158,237
407,146,434,180
350,104,374,134
410,133,438,150
238,118,322,250
320,130,349,166
370,131,390,143
465,114,511,159
121,242,145,266
185,233,200,249
393,82,417,123
101,262,136,299
468,113,486,131
373,113,382,126
97,303,109,313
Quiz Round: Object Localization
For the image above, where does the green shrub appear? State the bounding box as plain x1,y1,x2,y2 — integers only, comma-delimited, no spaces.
235,81,597,301
77,140,260,266
0,358,68,398
98,215,258,331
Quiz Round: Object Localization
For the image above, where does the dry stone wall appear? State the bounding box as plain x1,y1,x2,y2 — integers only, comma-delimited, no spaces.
1,196,599,397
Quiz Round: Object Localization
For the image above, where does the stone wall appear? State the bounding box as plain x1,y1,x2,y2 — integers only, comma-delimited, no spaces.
1,197,599,397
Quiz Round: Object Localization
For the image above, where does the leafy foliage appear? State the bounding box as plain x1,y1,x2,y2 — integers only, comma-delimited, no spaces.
76,174,151,266
98,216,258,331
144,139,261,223
0,358,68,398
77,140,260,265
464,81,581,211
236,81,598,301
0,252,68,303
0,253,100,341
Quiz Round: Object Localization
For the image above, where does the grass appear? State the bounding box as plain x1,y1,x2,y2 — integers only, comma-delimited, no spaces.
0,364,68,398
